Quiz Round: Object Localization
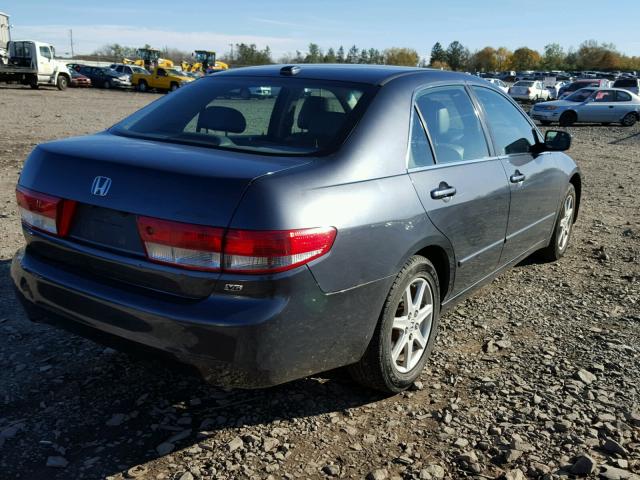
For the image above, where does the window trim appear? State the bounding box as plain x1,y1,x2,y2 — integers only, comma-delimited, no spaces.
405,105,436,170
468,84,543,157
406,83,494,171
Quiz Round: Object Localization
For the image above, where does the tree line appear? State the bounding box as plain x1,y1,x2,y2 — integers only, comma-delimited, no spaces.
92,40,640,71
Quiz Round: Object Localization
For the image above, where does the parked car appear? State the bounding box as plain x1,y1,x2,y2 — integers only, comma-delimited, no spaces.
612,77,640,95
546,81,570,100
484,78,509,93
508,80,551,102
12,65,581,393
131,66,193,92
531,87,640,126
69,69,91,88
558,79,610,99
78,66,131,89
109,63,150,82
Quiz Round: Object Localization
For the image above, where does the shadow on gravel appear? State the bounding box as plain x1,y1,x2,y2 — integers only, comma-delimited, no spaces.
610,131,640,144
0,259,385,479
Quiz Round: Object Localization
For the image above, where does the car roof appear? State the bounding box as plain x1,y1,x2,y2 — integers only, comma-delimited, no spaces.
214,64,475,86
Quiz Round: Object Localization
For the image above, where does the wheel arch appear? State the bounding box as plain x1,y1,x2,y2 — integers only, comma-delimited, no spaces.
569,172,582,223
414,244,452,303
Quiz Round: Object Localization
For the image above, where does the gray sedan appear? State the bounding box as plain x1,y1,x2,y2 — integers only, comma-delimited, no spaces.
531,87,640,126
12,65,582,393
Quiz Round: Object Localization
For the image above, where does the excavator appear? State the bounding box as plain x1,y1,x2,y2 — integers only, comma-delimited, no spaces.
181,50,228,74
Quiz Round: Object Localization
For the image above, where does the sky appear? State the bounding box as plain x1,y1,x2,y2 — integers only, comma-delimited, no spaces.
4,0,640,59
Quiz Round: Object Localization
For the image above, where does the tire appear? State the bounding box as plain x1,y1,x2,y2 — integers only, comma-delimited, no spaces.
621,112,637,127
559,111,577,127
137,80,148,92
539,184,576,262
103,79,111,89
169,82,179,92
29,75,39,89
601,122,611,126
56,75,68,91
349,256,440,393
540,120,552,126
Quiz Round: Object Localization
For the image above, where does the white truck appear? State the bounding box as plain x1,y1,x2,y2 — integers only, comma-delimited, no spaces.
0,11,9,64
0,40,71,90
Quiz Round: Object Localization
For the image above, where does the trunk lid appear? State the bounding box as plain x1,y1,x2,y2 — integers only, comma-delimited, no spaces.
20,132,307,226
18,132,310,298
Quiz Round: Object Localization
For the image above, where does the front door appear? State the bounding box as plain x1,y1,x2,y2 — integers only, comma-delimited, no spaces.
37,45,54,76
471,86,565,264
581,89,616,122
408,85,510,296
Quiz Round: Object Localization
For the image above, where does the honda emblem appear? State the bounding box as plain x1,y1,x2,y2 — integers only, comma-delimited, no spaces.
91,176,112,196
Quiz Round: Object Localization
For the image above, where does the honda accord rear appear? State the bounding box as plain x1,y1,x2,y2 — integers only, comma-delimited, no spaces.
12,65,580,392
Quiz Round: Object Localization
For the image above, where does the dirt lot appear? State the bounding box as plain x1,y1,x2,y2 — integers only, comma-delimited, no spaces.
0,84,638,480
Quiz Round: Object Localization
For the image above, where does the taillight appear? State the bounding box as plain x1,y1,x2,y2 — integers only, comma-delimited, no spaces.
223,227,337,273
16,186,77,237
137,216,224,271
136,216,336,274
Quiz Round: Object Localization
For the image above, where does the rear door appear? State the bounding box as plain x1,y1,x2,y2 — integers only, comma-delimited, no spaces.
408,85,510,295
471,85,564,264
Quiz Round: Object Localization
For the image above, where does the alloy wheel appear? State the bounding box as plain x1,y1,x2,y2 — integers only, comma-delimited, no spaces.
558,194,574,251
390,277,434,373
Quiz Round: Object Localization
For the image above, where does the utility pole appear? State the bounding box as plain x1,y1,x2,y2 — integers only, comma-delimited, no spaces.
69,29,74,58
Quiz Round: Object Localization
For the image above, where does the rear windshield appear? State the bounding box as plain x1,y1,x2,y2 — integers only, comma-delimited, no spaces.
112,76,375,156
614,78,638,87
567,81,598,91
514,81,534,86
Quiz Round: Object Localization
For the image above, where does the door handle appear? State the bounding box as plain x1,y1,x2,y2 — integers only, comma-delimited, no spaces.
510,171,526,183
430,182,457,200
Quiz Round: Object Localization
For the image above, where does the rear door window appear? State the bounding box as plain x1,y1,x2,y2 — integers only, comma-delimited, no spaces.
593,90,615,102
616,90,632,101
415,85,490,164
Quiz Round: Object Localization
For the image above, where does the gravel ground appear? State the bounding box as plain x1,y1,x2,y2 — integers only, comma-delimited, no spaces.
0,84,638,480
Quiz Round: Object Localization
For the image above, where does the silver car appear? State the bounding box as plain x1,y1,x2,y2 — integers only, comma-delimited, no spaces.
531,87,640,126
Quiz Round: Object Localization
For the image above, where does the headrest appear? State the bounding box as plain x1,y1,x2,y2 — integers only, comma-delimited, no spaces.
197,106,246,133
298,96,329,130
422,100,450,135
307,111,345,139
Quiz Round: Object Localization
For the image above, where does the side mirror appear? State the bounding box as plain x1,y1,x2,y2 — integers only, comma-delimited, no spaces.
544,130,571,151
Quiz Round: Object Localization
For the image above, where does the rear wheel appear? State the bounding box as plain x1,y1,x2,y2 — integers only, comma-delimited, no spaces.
621,112,637,127
56,75,68,91
349,256,440,393
29,75,39,89
103,79,111,89
539,184,576,261
559,111,577,127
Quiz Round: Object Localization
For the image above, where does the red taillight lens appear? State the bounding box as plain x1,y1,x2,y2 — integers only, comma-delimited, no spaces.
136,216,337,274
223,227,337,273
137,216,224,271
16,186,76,237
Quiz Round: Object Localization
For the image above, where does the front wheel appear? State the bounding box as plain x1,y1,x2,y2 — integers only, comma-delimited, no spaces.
559,111,577,127
539,184,576,261
621,112,637,127
137,80,148,92
169,82,179,92
349,256,440,393
56,75,68,90
103,79,111,89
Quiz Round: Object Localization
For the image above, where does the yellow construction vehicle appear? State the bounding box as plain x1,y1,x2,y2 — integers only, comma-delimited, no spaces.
181,51,229,74
122,57,144,67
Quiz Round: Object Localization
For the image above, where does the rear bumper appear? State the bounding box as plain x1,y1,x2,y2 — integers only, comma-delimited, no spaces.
11,246,389,388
